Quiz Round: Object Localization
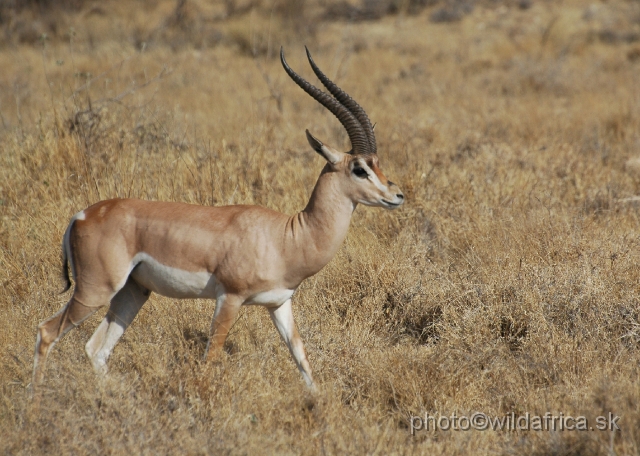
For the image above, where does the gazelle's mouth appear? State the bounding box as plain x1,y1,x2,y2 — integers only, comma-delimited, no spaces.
382,199,402,209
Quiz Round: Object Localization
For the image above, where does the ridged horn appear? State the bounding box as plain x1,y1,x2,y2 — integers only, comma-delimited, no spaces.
304,46,377,155
280,47,371,156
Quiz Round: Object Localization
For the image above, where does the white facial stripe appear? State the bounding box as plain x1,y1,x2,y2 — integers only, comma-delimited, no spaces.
129,252,222,299
360,162,388,192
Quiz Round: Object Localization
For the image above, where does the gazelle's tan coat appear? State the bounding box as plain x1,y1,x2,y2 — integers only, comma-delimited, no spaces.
33,48,404,390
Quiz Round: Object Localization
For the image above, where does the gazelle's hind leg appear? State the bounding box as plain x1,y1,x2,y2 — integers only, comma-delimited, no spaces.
33,293,105,387
204,294,243,362
85,278,150,376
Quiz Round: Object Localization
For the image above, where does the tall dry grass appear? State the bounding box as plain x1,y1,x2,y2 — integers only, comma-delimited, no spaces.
1,0,640,454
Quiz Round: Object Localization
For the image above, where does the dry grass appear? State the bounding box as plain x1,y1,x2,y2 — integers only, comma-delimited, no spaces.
2,0,640,454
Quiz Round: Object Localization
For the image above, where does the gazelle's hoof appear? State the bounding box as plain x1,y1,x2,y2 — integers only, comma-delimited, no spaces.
91,358,108,377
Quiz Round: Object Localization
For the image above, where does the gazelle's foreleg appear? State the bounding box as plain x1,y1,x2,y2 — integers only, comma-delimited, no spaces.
268,299,315,390
85,278,150,375
205,294,242,362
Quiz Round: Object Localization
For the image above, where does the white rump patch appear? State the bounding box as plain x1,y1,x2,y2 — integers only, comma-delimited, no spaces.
130,252,222,299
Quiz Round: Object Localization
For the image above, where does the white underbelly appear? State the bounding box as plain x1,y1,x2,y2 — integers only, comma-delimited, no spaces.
130,253,220,299
128,253,294,306
244,288,295,307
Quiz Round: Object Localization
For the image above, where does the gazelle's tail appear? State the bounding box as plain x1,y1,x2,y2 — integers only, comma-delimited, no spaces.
60,211,85,293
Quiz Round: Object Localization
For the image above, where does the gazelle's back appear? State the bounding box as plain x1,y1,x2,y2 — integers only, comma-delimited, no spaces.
71,198,295,295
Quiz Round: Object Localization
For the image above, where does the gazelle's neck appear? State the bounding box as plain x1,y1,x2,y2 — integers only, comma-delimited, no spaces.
287,165,355,277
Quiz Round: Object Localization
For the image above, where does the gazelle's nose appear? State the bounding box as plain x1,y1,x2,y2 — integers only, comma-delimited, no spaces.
388,181,404,200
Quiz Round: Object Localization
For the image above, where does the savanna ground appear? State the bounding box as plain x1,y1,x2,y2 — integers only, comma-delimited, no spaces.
1,0,640,453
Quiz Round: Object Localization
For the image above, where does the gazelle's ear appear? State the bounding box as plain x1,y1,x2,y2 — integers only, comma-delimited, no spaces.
306,129,343,164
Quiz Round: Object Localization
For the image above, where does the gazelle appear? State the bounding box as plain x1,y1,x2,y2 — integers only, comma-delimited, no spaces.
33,47,404,390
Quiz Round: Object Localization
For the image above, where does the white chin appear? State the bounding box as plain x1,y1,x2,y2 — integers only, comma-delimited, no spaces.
382,201,401,209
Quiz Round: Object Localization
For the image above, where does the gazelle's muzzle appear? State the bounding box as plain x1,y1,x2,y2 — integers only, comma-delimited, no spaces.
382,182,404,209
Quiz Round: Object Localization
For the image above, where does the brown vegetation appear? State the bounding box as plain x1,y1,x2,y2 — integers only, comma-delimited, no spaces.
1,0,640,453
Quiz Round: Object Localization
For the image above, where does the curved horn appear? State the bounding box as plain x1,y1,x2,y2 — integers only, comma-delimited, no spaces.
305,46,377,155
280,47,370,156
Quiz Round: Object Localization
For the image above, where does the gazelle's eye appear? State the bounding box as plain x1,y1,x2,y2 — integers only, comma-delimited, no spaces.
353,167,368,178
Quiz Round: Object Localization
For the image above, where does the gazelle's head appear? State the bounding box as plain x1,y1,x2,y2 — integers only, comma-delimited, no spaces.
281,47,404,210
